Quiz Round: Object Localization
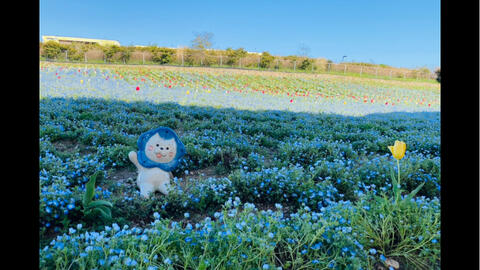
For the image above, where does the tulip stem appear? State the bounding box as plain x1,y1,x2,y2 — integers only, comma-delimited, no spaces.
397,159,401,201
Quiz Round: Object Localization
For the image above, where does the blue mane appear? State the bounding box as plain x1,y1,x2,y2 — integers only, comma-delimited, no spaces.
137,127,186,171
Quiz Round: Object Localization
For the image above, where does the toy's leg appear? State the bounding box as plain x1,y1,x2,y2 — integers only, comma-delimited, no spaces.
138,182,155,199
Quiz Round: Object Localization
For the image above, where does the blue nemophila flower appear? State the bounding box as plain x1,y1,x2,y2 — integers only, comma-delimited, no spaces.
369,248,377,255
311,243,322,250
76,224,82,230
124,257,137,266
68,228,76,234
263,264,270,269
184,212,190,218
380,254,386,261
141,235,149,241
164,258,172,264
153,212,160,219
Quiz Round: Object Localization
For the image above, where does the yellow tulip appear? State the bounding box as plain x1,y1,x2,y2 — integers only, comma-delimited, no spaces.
388,141,406,160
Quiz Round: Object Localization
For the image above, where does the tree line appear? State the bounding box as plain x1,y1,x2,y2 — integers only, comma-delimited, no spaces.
39,31,439,81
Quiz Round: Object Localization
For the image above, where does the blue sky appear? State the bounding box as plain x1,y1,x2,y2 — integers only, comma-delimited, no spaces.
40,0,440,70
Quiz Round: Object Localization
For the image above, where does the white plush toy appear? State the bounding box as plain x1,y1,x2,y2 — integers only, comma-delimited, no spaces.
128,127,186,198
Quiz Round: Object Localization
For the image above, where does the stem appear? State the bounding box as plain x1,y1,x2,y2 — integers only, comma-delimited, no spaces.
397,159,401,202
397,159,400,186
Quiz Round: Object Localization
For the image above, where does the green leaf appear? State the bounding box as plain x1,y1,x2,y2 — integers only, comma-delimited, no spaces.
85,200,113,209
390,167,399,198
83,171,104,207
93,205,112,220
198,261,207,270
83,176,96,207
404,182,425,202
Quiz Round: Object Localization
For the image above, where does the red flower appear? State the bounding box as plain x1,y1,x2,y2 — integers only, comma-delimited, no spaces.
290,99,294,103
136,86,140,91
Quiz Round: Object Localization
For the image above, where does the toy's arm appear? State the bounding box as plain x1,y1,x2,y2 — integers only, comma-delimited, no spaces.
128,151,142,170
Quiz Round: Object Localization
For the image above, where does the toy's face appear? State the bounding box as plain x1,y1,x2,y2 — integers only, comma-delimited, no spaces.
144,134,178,163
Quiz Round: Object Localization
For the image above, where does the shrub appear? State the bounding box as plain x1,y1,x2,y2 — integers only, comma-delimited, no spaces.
260,52,275,68
298,58,314,70
151,47,175,64
42,41,67,59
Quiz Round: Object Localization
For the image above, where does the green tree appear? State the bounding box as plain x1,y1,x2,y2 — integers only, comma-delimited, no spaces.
103,45,121,62
225,48,247,66
260,51,274,68
118,46,132,64
151,47,175,64
64,44,83,61
298,58,313,70
42,41,67,59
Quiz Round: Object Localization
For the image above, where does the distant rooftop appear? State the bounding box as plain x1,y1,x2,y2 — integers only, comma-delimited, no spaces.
42,36,120,46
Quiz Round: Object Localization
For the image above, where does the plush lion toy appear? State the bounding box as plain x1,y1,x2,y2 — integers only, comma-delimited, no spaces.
128,127,186,198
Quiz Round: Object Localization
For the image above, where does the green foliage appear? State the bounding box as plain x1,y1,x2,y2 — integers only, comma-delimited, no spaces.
102,45,120,62
82,172,113,221
225,47,247,65
150,47,175,64
118,46,132,63
351,191,440,269
183,48,198,65
285,55,299,63
65,45,83,61
260,51,275,68
298,58,313,70
102,45,132,63
42,41,68,59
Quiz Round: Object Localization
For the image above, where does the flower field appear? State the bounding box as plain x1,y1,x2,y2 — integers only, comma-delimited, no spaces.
39,62,440,269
